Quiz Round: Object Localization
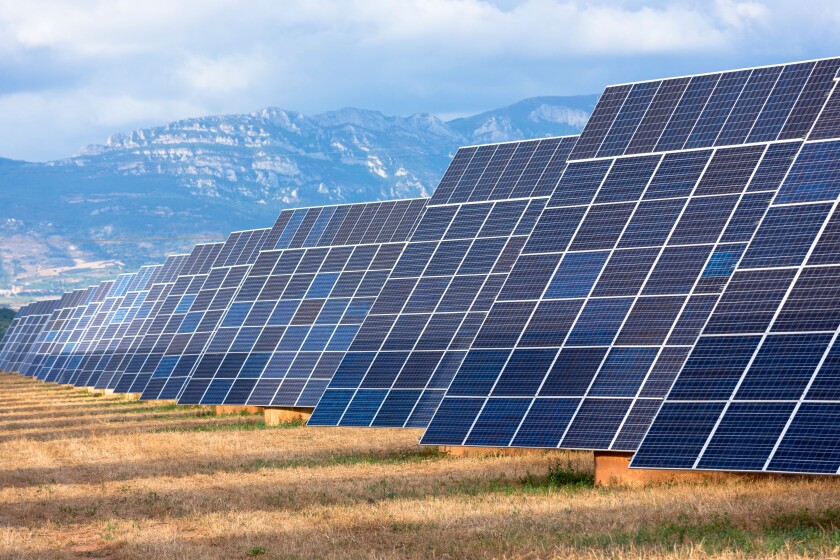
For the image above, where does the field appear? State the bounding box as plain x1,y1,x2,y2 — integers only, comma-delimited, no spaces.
2,373,840,559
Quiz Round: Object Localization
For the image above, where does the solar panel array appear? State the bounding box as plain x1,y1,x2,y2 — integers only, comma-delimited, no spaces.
3,56,840,476
176,198,427,408
308,136,577,427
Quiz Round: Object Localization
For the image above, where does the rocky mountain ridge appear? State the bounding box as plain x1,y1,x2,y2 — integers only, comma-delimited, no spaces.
0,94,596,304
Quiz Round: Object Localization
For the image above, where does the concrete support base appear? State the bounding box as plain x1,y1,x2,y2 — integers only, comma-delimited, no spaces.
104,388,115,395
214,405,263,416
263,407,313,425
86,387,106,395
594,451,739,486
122,393,142,401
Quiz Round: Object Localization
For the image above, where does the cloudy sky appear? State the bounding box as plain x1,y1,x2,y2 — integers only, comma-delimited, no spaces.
1,0,838,161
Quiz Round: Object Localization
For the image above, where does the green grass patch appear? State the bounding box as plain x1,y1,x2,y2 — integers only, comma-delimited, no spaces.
329,447,447,466
154,417,306,432
157,419,267,432
241,447,448,472
572,509,840,556
544,460,595,488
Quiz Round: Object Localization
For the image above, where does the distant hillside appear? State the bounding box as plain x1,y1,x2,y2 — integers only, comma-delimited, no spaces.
0,94,597,304
448,95,592,143
0,308,14,339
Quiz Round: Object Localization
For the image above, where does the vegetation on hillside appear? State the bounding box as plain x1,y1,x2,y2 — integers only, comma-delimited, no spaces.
0,307,14,340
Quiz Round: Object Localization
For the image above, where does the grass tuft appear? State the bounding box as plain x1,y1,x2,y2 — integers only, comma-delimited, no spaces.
545,459,595,488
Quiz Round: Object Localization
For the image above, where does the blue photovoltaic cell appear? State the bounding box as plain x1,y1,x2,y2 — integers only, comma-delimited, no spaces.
560,399,632,449
715,66,783,147
684,70,750,149
547,160,612,207
734,333,833,400
510,398,580,448
696,402,797,471
596,155,661,203
464,398,531,447
740,203,832,268
644,150,711,199
747,62,814,144
632,402,726,469
655,74,720,152
428,148,476,205
419,396,485,445
767,403,840,474
782,59,840,140
776,140,840,204
597,81,660,158
626,78,690,155
810,85,840,141
569,85,631,160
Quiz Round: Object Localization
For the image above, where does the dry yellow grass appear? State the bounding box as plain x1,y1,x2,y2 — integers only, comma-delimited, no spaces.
1,372,840,560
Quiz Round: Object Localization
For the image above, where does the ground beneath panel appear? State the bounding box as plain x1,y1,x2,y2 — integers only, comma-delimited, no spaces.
2,372,840,559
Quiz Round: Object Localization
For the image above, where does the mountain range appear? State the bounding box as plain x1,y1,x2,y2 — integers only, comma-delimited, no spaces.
0,94,596,305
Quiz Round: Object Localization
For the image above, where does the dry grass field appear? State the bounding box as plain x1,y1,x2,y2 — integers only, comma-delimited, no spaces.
2,372,840,559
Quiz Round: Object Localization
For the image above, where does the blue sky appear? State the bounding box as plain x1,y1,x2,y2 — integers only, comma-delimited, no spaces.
1,0,839,161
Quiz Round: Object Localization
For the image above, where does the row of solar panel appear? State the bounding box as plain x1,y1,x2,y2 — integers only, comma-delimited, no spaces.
3,57,840,477
569,58,840,161
0,199,427,409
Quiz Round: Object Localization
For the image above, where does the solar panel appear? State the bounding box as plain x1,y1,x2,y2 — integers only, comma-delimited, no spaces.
141,228,273,401
53,273,136,388
110,252,209,394
0,299,59,374
28,287,96,383
417,137,802,449
631,140,840,474
61,280,121,386
124,244,223,398
308,137,578,428
69,264,179,389
569,58,840,161
418,58,840,454
46,282,117,385
175,198,427,407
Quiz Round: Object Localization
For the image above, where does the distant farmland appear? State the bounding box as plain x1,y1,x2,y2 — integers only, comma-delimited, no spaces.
2,372,840,559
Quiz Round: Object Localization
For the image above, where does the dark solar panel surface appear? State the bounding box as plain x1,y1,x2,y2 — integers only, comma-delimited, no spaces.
569,58,840,161
176,199,427,406
309,137,578,428
420,140,803,449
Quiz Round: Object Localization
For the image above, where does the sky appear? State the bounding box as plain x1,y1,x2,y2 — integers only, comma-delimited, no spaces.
0,0,839,162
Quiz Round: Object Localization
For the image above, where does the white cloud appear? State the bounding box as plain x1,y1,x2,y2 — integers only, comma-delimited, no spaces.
357,0,729,54
178,54,269,96
0,90,207,160
0,0,753,59
713,0,769,30
0,0,837,160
